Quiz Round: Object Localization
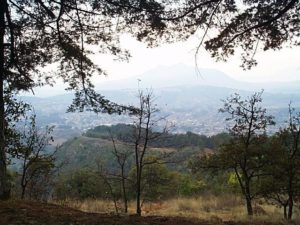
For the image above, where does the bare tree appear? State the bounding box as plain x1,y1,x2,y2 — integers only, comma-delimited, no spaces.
96,132,132,214
131,89,171,216
96,158,120,214
109,133,132,214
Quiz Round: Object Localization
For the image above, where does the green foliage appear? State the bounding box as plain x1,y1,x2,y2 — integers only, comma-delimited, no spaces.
177,174,206,197
84,124,134,141
55,169,108,200
56,137,114,172
258,106,300,219
11,113,57,200
227,172,239,186
191,91,275,216
55,124,233,204
6,169,18,198
129,157,180,201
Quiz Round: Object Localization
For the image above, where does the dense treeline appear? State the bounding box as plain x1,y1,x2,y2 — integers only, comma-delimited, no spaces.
84,124,230,149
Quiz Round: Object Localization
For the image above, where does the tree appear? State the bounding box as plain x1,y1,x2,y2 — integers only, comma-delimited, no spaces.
96,133,132,214
109,134,132,213
194,91,274,216
219,91,275,216
129,156,179,202
1,93,30,199
0,0,175,199
16,114,55,199
261,104,300,220
130,90,170,216
96,160,121,214
142,158,179,202
55,168,108,200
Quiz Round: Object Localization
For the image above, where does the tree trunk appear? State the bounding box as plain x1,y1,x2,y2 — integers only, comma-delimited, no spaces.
244,180,253,216
134,139,142,216
283,205,287,220
121,169,128,213
287,176,294,220
287,196,293,220
245,195,253,216
136,166,142,216
21,185,26,199
236,169,253,217
0,0,9,200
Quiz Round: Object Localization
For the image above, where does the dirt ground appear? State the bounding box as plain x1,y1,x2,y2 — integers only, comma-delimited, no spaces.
0,200,289,225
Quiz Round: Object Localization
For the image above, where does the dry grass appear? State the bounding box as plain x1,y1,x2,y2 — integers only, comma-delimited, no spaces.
141,195,246,221
55,199,116,213
54,195,300,223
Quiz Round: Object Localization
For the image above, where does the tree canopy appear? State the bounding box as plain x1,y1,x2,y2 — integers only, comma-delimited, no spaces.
1,0,170,111
155,0,300,69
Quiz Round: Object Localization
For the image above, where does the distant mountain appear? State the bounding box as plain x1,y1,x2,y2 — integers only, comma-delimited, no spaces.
96,64,300,94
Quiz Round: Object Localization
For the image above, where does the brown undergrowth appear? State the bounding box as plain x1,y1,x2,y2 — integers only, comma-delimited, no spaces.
53,195,300,224
0,199,292,225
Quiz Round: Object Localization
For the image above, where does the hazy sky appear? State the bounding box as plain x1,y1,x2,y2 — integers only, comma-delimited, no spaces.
92,34,300,83
32,33,300,97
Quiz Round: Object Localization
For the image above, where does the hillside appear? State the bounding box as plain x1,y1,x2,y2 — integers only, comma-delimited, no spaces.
84,124,230,149
57,134,198,173
56,124,229,172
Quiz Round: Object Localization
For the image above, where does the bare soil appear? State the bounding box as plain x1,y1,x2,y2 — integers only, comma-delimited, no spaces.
0,200,288,225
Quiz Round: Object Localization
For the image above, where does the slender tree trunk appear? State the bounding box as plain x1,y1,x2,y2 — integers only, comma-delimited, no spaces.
287,177,293,220
245,195,253,216
283,204,287,220
121,168,128,213
244,179,253,216
136,166,142,216
0,0,9,200
134,137,142,215
20,164,27,199
21,184,26,199
235,168,253,216
287,194,293,220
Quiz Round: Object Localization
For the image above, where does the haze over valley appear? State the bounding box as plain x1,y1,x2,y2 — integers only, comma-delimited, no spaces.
23,64,300,143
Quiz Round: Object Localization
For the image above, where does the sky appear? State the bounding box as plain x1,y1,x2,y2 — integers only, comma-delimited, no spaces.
92,34,300,83
33,33,300,97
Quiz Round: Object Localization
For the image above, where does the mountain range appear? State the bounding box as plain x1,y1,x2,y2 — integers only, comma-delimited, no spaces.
95,64,300,94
